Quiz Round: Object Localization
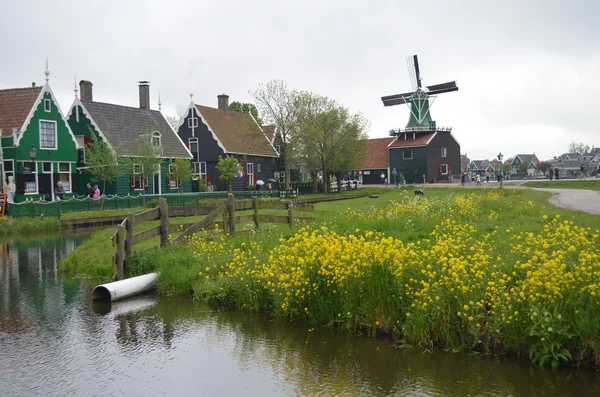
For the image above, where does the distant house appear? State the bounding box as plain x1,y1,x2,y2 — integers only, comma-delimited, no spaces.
460,154,470,173
176,94,279,191
468,159,495,176
67,80,192,196
511,153,540,176
358,137,394,184
388,130,460,184
0,72,80,202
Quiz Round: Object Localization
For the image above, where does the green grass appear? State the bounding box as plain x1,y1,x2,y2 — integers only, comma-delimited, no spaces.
60,207,149,219
522,180,600,191
0,216,62,239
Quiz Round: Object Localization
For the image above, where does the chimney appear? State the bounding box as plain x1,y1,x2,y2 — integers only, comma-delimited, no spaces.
139,81,150,110
32,82,36,87
217,94,229,112
80,80,93,101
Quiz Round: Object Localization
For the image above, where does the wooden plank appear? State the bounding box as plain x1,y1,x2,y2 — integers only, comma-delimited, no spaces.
258,201,288,211
167,223,196,233
235,215,255,224
294,204,314,212
134,207,160,223
62,215,125,226
258,215,290,224
125,214,134,273
234,199,253,211
169,205,220,217
115,225,125,280
160,198,169,247
132,225,161,245
171,204,224,243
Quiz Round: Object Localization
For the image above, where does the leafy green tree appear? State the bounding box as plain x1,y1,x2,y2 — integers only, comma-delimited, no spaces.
119,135,163,204
84,130,120,209
216,155,242,193
229,101,263,125
519,162,529,173
168,157,193,195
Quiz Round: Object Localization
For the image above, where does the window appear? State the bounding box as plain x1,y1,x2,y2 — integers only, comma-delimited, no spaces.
189,138,198,158
440,164,449,175
42,162,52,173
257,163,261,173
403,150,413,160
280,171,285,180
167,164,178,189
188,116,198,129
58,163,71,192
44,99,51,112
441,147,447,158
276,144,281,153
3,161,14,185
246,163,254,185
132,163,144,190
40,121,57,149
19,161,38,194
152,131,161,147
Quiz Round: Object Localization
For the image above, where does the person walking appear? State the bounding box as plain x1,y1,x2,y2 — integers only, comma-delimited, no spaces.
86,183,94,198
93,185,101,200
554,167,559,181
476,174,481,186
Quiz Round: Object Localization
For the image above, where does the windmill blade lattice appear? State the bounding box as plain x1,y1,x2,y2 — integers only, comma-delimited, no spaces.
406,56,418,92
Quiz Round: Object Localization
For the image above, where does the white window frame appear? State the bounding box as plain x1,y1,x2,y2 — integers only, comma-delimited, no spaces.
441,147,447,158
58,162,72,193
42,162,52,174
167,164,178,189
189,138,198,158
280,171,285,180
188,116,198,128
152,131,161,147
403,150,413,160
19,161,38,194
132,163,144,190
257,163,261,173
39,120,57,150
246,163,254,185
44,99,51,112
441,164,449,175
3,160,14,186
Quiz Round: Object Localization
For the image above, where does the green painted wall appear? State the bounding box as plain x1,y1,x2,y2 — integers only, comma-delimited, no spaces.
389,147,428,184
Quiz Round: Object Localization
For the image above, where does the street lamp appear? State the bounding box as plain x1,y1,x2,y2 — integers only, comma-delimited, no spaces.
497,152,504,188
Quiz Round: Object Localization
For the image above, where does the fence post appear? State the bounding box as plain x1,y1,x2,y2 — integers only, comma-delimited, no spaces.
221,205,229,235
160,198,169,246
115,225,125,280
227,193,235,236
125,213,134,273
253,197,259,230
287,201,294,228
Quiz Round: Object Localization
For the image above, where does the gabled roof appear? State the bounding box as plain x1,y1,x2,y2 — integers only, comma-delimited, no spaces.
195,104,278,157
79,100,191,158
0,86,43,137
362,137,394,169
515,154,540,164
262,125,276,143
389,132,436,148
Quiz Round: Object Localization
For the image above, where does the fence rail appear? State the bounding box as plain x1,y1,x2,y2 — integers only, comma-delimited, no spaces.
6,191,278,218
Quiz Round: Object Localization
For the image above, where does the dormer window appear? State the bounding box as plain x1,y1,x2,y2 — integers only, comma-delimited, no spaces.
188,116,198,128
152,131,161,147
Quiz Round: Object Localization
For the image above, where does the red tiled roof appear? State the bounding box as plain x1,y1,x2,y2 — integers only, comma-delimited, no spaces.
262,125,276,143
195,104,278,157
362,137,394,169
0,86,42,137
388,132,435,148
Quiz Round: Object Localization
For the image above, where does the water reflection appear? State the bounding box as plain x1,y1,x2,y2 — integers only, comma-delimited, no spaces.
1,237,600,397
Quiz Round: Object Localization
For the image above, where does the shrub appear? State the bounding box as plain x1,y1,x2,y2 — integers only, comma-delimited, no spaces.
246,184,256,191
145,199,160,208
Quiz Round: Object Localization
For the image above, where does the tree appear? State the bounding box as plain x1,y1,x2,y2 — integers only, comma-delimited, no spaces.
168,157,193,195
294,91,369,193
519,162,529,173
568,142,590,154
229,101,263,125
501,159,512,174
119,135,163,204
250,80,299,190
84,131,120,209
165,115,181,131
216,155,242,193
536,161,552,175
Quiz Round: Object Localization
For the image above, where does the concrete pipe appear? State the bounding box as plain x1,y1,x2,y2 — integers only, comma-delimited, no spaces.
92,273,158,301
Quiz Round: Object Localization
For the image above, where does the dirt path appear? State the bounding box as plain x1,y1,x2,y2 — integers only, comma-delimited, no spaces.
531,188,600,214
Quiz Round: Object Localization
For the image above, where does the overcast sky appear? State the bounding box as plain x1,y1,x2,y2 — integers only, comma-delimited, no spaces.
1,0,598,161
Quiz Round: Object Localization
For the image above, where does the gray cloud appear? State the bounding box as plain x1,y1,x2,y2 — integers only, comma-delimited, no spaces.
1,0,598,161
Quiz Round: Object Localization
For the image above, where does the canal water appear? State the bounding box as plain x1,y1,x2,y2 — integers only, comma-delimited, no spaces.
1,236,600,397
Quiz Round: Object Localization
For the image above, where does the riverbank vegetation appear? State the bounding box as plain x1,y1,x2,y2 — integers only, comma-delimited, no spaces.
124,187,600,368
0,216,61,238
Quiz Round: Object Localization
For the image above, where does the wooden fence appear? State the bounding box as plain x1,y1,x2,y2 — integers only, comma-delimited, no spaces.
109,194,314,280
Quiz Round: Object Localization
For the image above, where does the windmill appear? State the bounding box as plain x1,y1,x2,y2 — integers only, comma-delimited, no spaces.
381,55,458,133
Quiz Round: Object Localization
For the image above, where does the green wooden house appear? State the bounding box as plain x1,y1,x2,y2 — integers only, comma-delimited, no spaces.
0,72,80,203
66,80,192,196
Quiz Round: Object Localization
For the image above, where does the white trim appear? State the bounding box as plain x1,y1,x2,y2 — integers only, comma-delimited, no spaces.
41,161,52,174
389,144,427,149
167,163,178,189
193,105,229,154
16,87,45,139
425,132,438,145
44,99,51,112
248,112,279,156
448,131,461,147
18,160,38,195
68,98,113,150
39,119,58,150
440,164,449,175
402,149,413,160
153,163,162,194
225,151,279,158
441,147,447,158
57,162,72,193
188,137,198,158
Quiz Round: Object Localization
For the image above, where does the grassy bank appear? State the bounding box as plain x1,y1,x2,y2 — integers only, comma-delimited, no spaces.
134,188,600,368
523,180,600,191
0,216,62,238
